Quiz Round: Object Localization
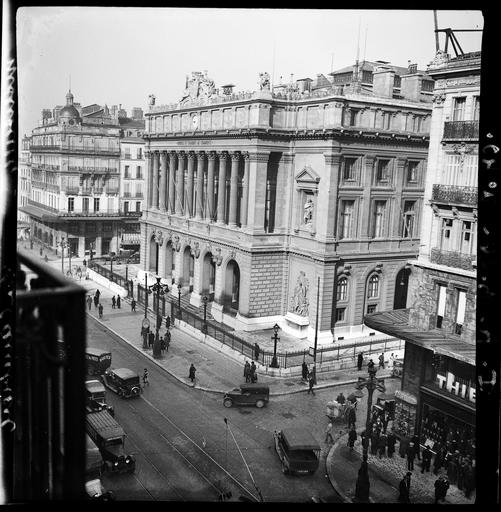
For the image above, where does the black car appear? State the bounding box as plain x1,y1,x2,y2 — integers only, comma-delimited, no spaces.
223,384,270,408
101,368,142,398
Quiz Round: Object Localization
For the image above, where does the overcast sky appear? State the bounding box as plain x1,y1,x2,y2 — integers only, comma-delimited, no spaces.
16,7,484,138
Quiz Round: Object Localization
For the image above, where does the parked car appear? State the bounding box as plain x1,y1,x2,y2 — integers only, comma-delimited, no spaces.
223,384,270,408
101,368,142,398
273,428,321,475
85,379,114,416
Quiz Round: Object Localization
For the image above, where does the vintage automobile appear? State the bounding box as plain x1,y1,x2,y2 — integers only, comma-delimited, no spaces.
274,427,321,475
86,347,112,376
101,368,142,398
391,359,404,378
85,379,114,415
223,384,270,408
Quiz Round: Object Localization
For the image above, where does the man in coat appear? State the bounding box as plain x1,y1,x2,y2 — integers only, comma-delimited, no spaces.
386,430,397,458
148,331,155,349
301,361,308,381
357,352,364,371
348,427,357,450
421,445,432,473
406,442,416,471
253,342,260,362
189,363,196,383
116,295,121,309
244,361,251,383
398,473,411,503
378,431,387,458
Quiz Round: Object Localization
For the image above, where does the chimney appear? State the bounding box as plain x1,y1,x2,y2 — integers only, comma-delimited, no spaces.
372,66,395,98
400,64,424,102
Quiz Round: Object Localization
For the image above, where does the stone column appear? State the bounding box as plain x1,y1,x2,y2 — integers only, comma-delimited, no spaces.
195,152,205,219
159,151,167,212
206,151,216,221
168,151,176,214
216,151,228,224
228,152,240,226
146,151,153,208
360,155,375,237
152,151,160,209
186,151,195,217
320,152,341,240
241,152,250,228
391,157,406,237
176,151,185,214
246,152,269,233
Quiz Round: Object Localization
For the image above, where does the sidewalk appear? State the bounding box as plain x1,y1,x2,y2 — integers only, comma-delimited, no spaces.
18,241,474,504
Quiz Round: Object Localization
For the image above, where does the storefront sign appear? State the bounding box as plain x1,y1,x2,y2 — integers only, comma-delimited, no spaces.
436,372,476,403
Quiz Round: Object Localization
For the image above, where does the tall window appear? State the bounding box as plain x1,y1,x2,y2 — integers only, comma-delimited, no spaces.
406,161,419,184
376,159,391,183
124,165,130,178
453,97,466,121
136,201,141,212
372,200,386,238
336,308,346,322
440,218,453,251
473,97,480,121
137,148,143,160
349,109,360,126
436,284,447,328
82,197,89,213
124,201,129,213
135,183,143,197
367,274,380,298
337,277,348,301
343,158,357,181
454,289,467,335
402,200,416,238
67,197,74,212
136,166,142,179
460,221,473,254
383,112,392,130
123,182,130,197
94,198,100,212
339,200,355,239
124,148,131,159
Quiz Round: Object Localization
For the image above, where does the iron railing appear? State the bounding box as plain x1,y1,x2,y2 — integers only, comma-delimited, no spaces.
432,184,478,206
443,121,479,140
430,248,476,271
12,250,87,500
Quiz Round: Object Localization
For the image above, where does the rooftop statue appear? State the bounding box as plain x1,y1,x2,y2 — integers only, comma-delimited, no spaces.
180,71,217,105
259,71,271,91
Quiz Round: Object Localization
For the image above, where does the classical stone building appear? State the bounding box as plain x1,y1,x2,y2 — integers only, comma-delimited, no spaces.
364,49,479,451
142,65,433,344
17,135,32,230
19,91,130,258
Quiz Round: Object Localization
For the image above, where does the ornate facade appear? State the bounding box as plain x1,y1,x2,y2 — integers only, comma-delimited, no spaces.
142,66,432,343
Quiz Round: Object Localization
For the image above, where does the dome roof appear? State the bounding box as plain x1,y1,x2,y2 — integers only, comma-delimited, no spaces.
59,104,80,119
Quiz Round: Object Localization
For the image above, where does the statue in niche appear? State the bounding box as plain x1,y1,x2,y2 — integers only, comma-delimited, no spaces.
289,271,310,317
303,197,314,225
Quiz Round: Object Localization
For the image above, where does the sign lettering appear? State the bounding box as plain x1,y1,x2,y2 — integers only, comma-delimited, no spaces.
436,371,475,403
176,140,212,146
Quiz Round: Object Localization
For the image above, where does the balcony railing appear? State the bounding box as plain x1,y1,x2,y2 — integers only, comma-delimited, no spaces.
59,209,129,217
63,186,80,194
432,184,478,206
11,250,86,500
106,187,120,194
443,121,479,141
67,166,119,174
430,247,476,271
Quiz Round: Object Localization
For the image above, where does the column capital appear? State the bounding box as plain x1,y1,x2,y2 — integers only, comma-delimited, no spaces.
248,152,270,163
324,153,342,166
230,151,241,161
196,151,207,162
242,152,250,161
217,150,228,160
177,151,186,159
187,151,196,161
281,153,294,164
207,151,217,161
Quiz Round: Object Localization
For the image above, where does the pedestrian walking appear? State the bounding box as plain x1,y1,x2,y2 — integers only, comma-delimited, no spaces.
421,445,432,473
95,289,101,300
406,442,416,471
367,359,375,371
165,315,171,330
411,434,421,461
389,352,395,368
399,434,410,459
244,361,251,383
387,430,397,458
116,295,121,309
86,295,92,311
83,258,87,267
165,330,171,351
434,475,449,504
98,303,103,319
301,360,308,381
131,299,136,312
378,352,385,369
348,426,357,450
357,352,364,371
189,363,196,383
160,336,165,351
307,372,315,395
148,331,154,349
94,294,99,309
250,361,257,383
370,430,379,455
143,368,149,386
111,296,116,309
447,452,459,485
336,392,346,405
325,422,334,444
463,460,475,499
378,431,387,458
347,405,357,429
253,342,260,362
398,472,412,503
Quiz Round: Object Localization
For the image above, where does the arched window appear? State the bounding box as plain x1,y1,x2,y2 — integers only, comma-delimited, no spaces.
367,274,380,299
337,277,348,301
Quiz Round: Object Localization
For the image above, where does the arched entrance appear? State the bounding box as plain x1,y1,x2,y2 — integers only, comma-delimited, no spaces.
394,267,410,309
181,246,194,292
224,260,240,313
202,252,216,301
149,236,158,273
164,241,174,284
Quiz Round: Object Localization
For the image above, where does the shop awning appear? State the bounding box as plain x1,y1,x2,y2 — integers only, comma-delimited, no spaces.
364,309,475,366
19,204,60,222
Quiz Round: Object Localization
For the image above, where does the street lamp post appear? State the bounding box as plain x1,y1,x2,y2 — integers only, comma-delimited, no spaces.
60,238,65,274
149,276,169,359
270,323,280,368
201,295,208,334
142,273,150,349
354,363,386,503
177,286,182,320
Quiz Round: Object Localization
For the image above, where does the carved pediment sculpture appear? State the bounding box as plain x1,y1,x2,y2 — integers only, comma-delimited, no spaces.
180,71,216,105
288,271,310,317
259,71,271,91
